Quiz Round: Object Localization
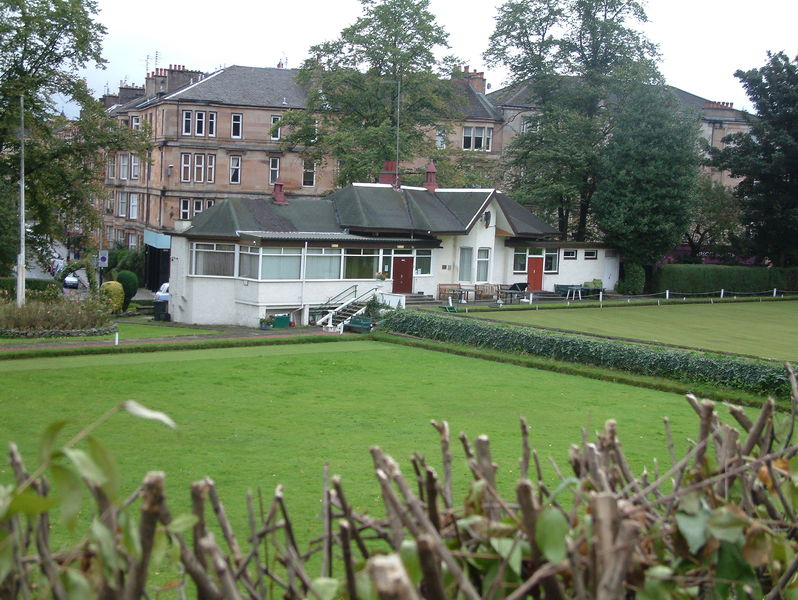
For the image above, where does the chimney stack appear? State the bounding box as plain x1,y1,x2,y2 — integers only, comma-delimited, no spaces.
378,160,400,187
423,161,438,193
272,178,288,205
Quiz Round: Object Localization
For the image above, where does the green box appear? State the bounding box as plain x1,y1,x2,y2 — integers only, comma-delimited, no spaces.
273,314,291,328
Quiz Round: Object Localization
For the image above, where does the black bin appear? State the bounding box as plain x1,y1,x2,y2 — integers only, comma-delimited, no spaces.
153,301,168,321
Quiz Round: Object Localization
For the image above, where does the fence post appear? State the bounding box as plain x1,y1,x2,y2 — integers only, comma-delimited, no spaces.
599,291,603,303
665,290,670,300
720,288,725,299
773,288,778,297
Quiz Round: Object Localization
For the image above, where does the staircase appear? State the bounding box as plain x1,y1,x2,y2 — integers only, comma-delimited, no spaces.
404,294,439,307
329,301,367,327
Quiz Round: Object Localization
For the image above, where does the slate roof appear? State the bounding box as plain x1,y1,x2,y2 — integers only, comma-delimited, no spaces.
182,184,558,241
450,79,504,121
164,66,307,109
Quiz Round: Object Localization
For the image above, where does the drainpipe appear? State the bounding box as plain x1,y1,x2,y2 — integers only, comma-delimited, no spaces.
300,241,308,325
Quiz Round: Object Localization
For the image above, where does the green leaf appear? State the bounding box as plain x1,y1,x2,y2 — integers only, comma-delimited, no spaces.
0,532,13,585
399,540,422,585
707,506,747,544
152,525,168,567
87,437,119,501
119,511,142,560
637,566,673,600
166,513,198,535
6,488,57,517
716,541,758,596
489,537,522,576
675,509,709,554
310,577,339,600
63,448,107,485
535,507,569,564
548,477,579,502
355,569,377,600
61,568,92,600
91,518,121,572
122,401,176,428
677,491,701,515
38,420,69,464
51,464,83,529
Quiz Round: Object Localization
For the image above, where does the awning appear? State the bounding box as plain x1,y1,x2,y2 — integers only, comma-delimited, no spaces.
144,229,171,249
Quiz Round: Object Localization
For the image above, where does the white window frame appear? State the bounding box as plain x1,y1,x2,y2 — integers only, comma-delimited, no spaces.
476,248,490,282
544,248,559,273
180,153,191,182
305,247,343,280
179,198,191,220
194,153,205,183
302,159,315,187
458,247,473,282
129,193,138,220
107,155,115,180
207,111,217,137
584,249,598,260
193,199,204,216
435,128,446,149
191,242,236,277
195,111,205,136
462,126,493,151
231,113,242,138
270,114,281,140
229,155,241,184
119,153,128,180
563,249,577,260
182,110,192,136
269,157,280,184
130,154,140,180
131,116,140,130
206,154,216,183
117,192,128,218
128,233,138,248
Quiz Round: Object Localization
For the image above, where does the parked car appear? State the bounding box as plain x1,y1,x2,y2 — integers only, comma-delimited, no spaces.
63,272,79,288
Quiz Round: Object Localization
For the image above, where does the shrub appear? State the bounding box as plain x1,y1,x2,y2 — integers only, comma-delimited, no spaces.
380,311,790,398
616,262,644,294
116,270,139,310
0,295,114,334
100,280,124,313
0,277,61,303
652,264,798,294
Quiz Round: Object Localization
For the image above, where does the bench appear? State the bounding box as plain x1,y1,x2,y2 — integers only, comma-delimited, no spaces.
345,315,373,334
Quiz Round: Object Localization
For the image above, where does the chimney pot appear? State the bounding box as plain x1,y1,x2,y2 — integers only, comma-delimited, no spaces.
272,178,288,205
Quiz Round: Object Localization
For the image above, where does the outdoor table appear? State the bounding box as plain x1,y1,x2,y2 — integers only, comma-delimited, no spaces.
459,287,476,303
566,286,585,300
499,289,527,304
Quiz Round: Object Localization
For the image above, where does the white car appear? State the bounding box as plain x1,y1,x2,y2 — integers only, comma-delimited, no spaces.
63,272,79,289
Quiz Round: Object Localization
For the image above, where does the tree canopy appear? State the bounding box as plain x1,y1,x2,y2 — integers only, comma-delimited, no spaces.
592,84,700,266
484,0,662,240
277,0,460,186
0,0,149,276
712,51,798,267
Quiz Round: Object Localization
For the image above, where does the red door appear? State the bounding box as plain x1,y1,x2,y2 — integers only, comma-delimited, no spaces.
392,257,414,294
527,256,543,291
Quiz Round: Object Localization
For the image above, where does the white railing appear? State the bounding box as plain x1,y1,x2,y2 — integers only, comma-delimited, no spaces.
316,286,380,330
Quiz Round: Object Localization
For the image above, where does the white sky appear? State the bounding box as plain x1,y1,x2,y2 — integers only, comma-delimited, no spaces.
77,0,797,115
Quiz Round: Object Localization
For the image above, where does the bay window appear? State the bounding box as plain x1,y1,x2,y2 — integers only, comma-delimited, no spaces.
192,243,235,276
344,249,377,279
261,247,301,279
306,248,342,279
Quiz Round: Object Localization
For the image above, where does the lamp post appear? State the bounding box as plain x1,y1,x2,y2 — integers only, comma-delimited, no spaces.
16,95,25,307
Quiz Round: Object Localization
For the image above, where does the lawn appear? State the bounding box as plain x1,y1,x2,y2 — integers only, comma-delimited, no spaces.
478,301,798,361
1,340,717,552
0,322,223,345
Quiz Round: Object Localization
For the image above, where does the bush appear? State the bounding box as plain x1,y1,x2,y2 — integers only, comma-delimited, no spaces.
100,281,124,313
0,277,61,303
380,311,790,398
616,262,644,294
116,270,139,310
652,264,798,294
0,295,114,334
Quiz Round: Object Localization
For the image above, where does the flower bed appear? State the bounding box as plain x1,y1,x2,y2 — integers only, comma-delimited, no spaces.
0,325,118,338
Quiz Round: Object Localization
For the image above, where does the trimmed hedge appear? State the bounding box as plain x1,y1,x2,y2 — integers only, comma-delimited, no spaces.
652,264,798,294
381,311,790,398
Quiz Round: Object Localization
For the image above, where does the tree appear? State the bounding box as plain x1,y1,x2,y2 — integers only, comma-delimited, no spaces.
713,52,798,267
484,0,660,240
278,0,459,186
685,175,741,259
0,0,149,276
592,84,700,271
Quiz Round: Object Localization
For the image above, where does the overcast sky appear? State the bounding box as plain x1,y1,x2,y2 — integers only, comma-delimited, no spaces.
78,0,796,115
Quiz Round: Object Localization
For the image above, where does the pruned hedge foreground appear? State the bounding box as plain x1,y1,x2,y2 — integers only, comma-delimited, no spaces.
3,369,798,599
380,311,790,399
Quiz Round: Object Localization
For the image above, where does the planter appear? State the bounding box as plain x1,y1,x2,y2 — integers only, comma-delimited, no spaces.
259,324,273,330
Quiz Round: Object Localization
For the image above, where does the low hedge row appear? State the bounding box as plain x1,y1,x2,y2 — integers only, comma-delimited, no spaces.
652,264,798,294
381,311,790,398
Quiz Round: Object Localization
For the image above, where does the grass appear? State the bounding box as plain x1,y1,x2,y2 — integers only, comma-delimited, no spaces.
0,340,731,552
474,301,798,361
0,322,223,345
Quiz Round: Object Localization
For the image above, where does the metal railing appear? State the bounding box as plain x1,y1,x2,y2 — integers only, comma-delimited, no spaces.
316,286,380,330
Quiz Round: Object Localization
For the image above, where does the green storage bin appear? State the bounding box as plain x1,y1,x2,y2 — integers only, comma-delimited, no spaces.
273,314,291,328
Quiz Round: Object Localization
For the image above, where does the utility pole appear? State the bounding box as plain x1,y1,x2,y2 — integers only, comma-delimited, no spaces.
16,95,25,307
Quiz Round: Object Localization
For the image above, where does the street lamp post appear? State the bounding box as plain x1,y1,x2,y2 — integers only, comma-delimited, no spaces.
17,95,25,307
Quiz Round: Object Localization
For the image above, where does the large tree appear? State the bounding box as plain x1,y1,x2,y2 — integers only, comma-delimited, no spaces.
278,0,460,186
685,175,741,259
484,0,660,240
713,52,798,267
0,0,149,275
592,84,700,270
